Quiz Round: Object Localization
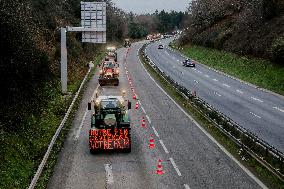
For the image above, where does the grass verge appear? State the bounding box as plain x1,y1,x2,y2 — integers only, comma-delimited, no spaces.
139,47,284,189
34,53,104,189
0,53,103,189
171,43,284,96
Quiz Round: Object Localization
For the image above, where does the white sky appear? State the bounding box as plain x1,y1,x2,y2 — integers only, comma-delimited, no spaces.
111,0,190,14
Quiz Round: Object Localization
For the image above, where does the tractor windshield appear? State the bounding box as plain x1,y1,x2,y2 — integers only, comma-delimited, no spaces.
101,99,119,109
104,62,115,68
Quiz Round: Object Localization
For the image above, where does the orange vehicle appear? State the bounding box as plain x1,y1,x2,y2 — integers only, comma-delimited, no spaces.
99,61,119,86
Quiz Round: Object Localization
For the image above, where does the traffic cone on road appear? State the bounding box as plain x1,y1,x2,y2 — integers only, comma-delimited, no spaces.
133,94,137,100
156,159,164,175
135,102,139,110
141,117,146,128
148,134,155,149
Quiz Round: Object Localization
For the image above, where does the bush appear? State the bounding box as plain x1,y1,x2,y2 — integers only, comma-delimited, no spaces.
270,37,284,64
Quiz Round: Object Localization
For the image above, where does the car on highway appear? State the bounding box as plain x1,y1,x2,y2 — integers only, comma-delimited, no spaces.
182,59,196,67
158,44,164,49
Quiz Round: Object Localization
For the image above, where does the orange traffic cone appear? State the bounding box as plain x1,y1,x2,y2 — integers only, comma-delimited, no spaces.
156,159,164,175
135,102,139,110
141,117,146,128
149,134,155,149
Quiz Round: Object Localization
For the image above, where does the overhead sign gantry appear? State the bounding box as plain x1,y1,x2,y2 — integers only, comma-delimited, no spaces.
61,1,106,94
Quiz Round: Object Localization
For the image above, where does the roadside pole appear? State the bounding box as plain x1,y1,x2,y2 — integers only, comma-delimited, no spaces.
61,28,67,94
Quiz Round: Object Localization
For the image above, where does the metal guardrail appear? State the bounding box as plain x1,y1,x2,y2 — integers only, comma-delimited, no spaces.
140,43,284,181
29,64,93,189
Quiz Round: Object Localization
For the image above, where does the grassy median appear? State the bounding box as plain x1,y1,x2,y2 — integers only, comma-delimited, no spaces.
172,43,284,96
139,47,284,189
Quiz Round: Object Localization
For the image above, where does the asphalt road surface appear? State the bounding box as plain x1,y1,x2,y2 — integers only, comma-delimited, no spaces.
47,41,265,189
145,38,284,153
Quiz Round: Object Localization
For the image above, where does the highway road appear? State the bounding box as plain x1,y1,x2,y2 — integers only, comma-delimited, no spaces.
145,38,284,153
47,41,265,189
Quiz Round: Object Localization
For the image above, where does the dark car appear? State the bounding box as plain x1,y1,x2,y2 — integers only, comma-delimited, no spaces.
158,44,164,49
182,59,196,67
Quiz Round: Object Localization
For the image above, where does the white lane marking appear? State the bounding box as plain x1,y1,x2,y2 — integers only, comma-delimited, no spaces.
215,92,222,97
273,107,284,113
169,158,182,176
152,126,160,138
104,164,114,184
159,140,169,154
197,71,202,74
184,184,191,189
146,115,152,124
222,83,231,88
165,51,169,56
139,56,268,189
29,68,92,189
205,74,210,78
213,78,219,82
75,84,100,141
141,106,146,114
192,68,196,71
177,60,180,62
138,100,141,105
250,112,262,119
194,80,199,84
236,89,244,94
92,84,100,100
75,110,87,140
251,97,263,103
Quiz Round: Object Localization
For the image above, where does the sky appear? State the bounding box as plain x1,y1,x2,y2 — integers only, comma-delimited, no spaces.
111,0,190,14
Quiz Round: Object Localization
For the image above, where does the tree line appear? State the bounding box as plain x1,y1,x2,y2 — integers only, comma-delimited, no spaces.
180,0,284,64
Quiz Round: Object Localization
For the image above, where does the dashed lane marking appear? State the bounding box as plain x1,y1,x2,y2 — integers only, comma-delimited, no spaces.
205,74,210,78
141,106,146,114
139,47,268,189
152,126,160,138
194,80,199,84
197,71,202,74
104,164,114,184
159,140,169,154
250,112,262,119
75,110,87,140
251,97,263,103
273,107,284,113
215,92,222,97
146,115,152,124
236,89,244,94
169,158,182,176
213,78,219,82
222,83,231,88
184,184,191,189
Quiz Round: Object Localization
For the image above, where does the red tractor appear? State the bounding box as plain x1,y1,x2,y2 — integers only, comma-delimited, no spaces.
99,61,119,86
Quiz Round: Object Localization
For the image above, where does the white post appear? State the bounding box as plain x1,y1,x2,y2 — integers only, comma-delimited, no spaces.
61,28,67,94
